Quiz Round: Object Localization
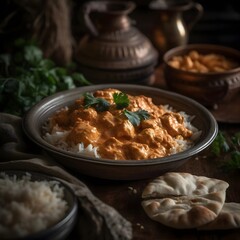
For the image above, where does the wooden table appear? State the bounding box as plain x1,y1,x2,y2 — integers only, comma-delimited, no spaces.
76,124,240,240
74,70,240,240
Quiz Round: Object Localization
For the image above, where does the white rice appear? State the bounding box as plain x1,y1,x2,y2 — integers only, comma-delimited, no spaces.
0,172,69,238
44,130,100,158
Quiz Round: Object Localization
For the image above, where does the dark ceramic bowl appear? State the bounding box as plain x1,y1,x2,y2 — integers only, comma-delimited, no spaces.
22,84,218,180
0,170,78,240
163,44,240,106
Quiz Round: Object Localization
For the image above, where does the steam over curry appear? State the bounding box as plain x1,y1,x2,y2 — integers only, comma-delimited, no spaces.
44,88,198,160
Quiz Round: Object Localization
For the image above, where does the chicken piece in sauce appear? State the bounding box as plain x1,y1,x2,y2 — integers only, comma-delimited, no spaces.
46,88,194,160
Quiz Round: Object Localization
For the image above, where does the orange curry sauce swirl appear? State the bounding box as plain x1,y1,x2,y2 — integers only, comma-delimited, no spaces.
46,88,193,160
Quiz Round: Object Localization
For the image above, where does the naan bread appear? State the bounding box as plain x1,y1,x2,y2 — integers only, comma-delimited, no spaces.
198,202,240,230
141,172,229,229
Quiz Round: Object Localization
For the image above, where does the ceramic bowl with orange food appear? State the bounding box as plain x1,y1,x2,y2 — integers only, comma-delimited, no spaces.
22,84,217,180
163,44,240,106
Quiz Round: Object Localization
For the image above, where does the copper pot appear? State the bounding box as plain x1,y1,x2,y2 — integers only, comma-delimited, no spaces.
149,0,203,58
76,1,158,84
163,44,240,106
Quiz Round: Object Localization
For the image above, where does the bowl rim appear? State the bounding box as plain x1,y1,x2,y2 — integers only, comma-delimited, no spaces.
22,84,218,166
0,170,78,240
163,43,240,75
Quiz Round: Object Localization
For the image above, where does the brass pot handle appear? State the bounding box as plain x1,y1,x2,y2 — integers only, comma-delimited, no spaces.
83,1,106,36
205,78,237,104
186,2,204,31
221,78,238,102
83,1,136,36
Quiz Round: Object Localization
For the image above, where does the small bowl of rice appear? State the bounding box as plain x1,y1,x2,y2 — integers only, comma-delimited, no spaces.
0,170,78,240
22,84,218,180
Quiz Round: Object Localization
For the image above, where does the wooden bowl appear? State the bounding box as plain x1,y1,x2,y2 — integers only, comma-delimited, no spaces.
163,44,240,106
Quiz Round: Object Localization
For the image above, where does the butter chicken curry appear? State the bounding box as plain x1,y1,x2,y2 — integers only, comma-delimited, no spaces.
45,88,196,160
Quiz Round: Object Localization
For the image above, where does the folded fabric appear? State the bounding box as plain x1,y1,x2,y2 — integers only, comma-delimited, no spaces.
0,113,132,240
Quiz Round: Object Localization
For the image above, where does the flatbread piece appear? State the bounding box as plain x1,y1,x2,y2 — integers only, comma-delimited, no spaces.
141,172,229,229
198,202,240,230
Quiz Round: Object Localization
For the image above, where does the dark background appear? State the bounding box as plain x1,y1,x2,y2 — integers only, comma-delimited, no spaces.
130,0,240,51
1,0,240,58
73,0,240,50
188,0,240,50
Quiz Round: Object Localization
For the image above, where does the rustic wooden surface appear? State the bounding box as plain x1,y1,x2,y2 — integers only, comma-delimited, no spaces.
76,124,240,240
74,69,240,240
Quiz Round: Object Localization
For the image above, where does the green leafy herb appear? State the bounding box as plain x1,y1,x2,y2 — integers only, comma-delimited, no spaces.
83,92,110,112
72,73,90,86
211,131,230,156
83,91,150,125
123,109,150,126
231,132,240,146
210,131,240,171
224,151,240,171
113,92,129,109
0,39,91,116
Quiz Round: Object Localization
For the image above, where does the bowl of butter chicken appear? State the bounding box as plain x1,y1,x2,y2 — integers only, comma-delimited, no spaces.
23,84,218,180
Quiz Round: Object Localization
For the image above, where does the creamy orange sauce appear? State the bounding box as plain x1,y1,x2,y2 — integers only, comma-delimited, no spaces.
47,89,193,160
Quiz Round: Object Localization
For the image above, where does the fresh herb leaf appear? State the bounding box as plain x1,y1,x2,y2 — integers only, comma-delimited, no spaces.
23,45,43,66
211,131,240,172
231,132,240,146
0,38,91,116
0,54,11,76
83,92,110,112
95,98,111,112
83,93,98,107
211,131,230,156
123,109,150,126
224,151,240,171
113,92,129,109
72,73,91,86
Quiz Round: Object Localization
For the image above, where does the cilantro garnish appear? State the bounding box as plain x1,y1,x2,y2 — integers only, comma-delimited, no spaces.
83,92,110,112
123,109,150,126
113,92,129,109
83,91,150,125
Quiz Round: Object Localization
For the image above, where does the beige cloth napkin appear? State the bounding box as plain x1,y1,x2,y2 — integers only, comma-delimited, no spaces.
0,113,132,240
